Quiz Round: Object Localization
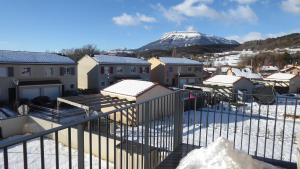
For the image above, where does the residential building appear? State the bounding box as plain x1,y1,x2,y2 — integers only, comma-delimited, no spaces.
203,75,254,94
77,55,150,90
227,67,262,80
148,57,203,88
264,73,300,93
0,50,77,104
280,65,300,75
258,66,279,77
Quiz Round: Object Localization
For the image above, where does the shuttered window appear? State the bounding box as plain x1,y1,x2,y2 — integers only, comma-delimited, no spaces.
60,67,65,76
100,66,104,74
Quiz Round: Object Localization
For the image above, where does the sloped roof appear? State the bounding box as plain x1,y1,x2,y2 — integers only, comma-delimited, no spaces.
93,55,149,65
102,80,157,97
0,50,75,64
159,57,202,65
230,67,262,79
265,73,297,81
203,75,243,87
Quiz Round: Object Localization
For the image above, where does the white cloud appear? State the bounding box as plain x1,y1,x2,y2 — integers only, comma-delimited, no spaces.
222,5,258,23
157,0,258,24
281,0,300,14
112,13,156,26
231,0,257,4
186,25,197,31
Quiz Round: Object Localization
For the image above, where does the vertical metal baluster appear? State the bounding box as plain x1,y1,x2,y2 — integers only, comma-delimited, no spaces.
281,97,288,160
187,96,190,146
3,147,8,169
149,101,152,169
290,98,298,162
114,112,117,169
220,100,224,137
131,107,134,169
89,121,93,169
205,94,209,147
40,136,45,169
263,103,270,158
98,117,102,169
240,97,246,150
23,141,28,169
226,100,230,140
159,97,163,162
212,95,216,142
55,131,59,169
136,105,140,169
272,97,278,159
233,102,238,148
121,111,124,169
154,98,158,166
198,94,203,147
248,96,254,155
255,103,261,157
193,97,197,146
141,104,144,167
68,127,72,169
106,116,109,169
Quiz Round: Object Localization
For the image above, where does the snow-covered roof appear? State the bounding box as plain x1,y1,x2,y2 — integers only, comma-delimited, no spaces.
203,75,243,87
159,57,202,65
260,66,279,71
93,55,149,65
265,73,297,81
204,67,217,72
230,67,262,79
0,50,75,64
102,80,157,97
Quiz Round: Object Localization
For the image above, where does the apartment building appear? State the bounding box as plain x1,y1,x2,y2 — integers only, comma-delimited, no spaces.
77,55,150,90
0,50,77,104
148,57,203,88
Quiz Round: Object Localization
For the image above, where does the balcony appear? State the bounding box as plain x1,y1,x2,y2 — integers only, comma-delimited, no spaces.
0,91,299,169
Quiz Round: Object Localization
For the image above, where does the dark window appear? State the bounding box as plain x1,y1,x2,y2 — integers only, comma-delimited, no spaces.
145,67,149,73
100,66,104,74
8,67,14,77
109,67,113,74
168,67,173,72
70,67,75,75
60,67,65,76
188,67,192,71
70,84,74,89
139,67,143,73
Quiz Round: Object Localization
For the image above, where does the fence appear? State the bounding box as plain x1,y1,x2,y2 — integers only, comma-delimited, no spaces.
0,90,299,169
182,91,299,168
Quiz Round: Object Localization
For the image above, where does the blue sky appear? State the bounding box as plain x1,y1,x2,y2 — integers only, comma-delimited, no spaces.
0,0,300,52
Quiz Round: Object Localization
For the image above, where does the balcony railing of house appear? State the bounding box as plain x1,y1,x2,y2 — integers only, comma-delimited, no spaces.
0,90,299,169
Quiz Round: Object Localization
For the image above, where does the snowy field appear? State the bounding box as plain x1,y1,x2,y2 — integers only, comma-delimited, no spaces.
0,137,113,169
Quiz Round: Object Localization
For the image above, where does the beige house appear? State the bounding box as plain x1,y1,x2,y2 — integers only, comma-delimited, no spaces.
0,50,77,104
264,73,300,93
77,55,150,90
148,57,203,88
100,79,173,124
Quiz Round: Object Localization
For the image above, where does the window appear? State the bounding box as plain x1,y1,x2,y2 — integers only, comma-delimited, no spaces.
116,66,123,73
101,81,105,86
21,67,31,76
168,66,173,72
188,67,192,72
194,67,202,72
70,84,74,89
0,67,7,77
60,67,75,76
104,66,110,74
130,66,136,73
45,67,54,77
100,66,104,74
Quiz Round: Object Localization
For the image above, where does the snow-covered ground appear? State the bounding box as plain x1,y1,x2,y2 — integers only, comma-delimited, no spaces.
0,137,113,169
177,137,279,169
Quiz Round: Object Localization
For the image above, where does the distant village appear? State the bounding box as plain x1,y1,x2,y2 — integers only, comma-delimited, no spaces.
0,47,300,119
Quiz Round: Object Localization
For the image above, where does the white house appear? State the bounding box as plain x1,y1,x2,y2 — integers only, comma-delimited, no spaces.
264,73,300,93
203,75,254,94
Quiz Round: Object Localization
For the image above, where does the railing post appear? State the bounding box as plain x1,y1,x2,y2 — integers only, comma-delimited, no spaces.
173,91,183,150
144,102,150,169
77,123,85,169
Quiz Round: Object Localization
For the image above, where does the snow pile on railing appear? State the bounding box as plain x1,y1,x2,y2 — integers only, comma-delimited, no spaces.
177,137,279,169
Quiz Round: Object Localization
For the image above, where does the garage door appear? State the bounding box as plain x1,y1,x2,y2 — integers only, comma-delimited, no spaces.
43,86,60,100
20,88,40,100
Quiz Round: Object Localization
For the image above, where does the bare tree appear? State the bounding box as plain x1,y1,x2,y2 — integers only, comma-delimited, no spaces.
61,44,100,61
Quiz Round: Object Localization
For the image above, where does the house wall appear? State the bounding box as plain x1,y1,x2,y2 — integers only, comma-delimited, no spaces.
77,55,99,90
97,64,150,90
148,57,203,87
0,63,77,102
234,78,254,94
290,76,300,93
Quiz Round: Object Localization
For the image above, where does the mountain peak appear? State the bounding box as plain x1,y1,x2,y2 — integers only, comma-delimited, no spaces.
139,31,239,51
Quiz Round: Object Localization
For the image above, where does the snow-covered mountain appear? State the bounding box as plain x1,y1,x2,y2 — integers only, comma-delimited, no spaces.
139,31,239,51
